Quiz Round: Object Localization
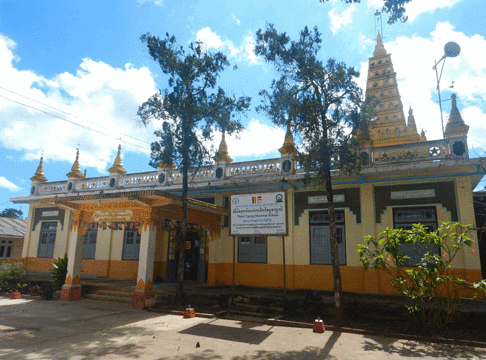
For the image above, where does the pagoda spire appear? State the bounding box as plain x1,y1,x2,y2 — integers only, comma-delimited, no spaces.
214,130,233,163
66,149,85,179
108,144,127,175
445,94,469,136
31,153,47,183
373,32,386,57
279,122,298,155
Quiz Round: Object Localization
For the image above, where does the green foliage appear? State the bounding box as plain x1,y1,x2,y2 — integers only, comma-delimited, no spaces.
319,0,412,24
0,208,23,219
51,254,68,290
358,222,486,333
0,261,26,291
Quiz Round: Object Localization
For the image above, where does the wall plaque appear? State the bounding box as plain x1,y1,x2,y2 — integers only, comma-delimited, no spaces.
391,189,435,200
42,211,59,217
308,194,345,204
93,209,133,222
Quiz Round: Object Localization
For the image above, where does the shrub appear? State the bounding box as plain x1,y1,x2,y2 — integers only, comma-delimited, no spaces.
51,254,68,290
358,222,486,334
0,262,26,292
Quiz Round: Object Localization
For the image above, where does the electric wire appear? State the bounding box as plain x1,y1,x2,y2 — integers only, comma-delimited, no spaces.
0,94,151,151
0,85,151,145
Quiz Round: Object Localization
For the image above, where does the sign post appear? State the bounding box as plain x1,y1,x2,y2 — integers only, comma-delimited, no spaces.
230,191,288,300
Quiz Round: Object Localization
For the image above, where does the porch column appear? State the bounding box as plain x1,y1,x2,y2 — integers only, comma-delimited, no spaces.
133,223,157,308
61,211,85,300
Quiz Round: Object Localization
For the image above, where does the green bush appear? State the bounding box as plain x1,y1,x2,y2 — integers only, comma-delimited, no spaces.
358,222,486,334
51,254,68,290
0,262,26,292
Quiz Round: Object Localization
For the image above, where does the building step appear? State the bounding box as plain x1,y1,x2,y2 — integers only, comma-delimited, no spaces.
85,293,132,304
96,290,133,298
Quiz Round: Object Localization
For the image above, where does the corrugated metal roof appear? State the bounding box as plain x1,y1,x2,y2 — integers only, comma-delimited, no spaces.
0,217,27,237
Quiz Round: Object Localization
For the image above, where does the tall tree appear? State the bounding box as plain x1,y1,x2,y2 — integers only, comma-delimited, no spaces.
319,0,412,24
138,33,250,303
0,208,23,219
255,24,371,326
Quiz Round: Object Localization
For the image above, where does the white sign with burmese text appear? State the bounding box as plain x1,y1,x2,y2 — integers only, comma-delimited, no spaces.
230,192,287,236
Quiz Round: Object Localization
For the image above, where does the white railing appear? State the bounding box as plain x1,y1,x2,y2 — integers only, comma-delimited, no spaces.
122,172,159,187
37,182,68,195
29,139,457,197
229,158,281,176
75,177,110,191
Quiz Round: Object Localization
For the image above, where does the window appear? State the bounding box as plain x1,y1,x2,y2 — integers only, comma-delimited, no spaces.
310,212,346,265
378,59,382,64
376,117,380,122
38,222,57,258
223,196,229,228
377,130,382,134
380,104,384,109
380,92,384,97
123,229,141,260
386,129,390,133
385,80,389,85
395,127,400,132
375,71,379,76
238,236,266,263
83,228,97,259
393,115,397,119
389,103,394,108
394,207,439,265
388,91,392,95
385,116,389,120
0,240,13,258
383,70,387,74
373,82,378,87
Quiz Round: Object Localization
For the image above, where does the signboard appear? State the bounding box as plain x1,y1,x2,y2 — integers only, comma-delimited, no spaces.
42,211,59,217
391,189,435,200
230,191,287,236
93,209,133,222
308,194,345,204
185,241,191,250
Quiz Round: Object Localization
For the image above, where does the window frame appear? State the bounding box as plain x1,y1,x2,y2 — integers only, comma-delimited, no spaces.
83,227,98,259
38,221,57,258
393,207,439,266
122,228,141,260
238,236,267,263
309,211,346,265
0,240,13,258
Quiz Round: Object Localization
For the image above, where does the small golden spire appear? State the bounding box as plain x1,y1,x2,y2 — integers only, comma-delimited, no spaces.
31,153,47,183
279,123,298,155
157,161,176,169
66,149,85,179
214,130,233,163
445,93,469,137
108,144,127,175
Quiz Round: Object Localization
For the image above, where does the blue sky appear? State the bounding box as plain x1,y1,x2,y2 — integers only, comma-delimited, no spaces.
0,0,485,214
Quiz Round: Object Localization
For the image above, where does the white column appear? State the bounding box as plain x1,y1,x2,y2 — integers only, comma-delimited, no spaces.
61,213,85,300
133,223,157,308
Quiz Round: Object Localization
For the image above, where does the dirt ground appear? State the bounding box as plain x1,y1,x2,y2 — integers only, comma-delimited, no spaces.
1,296,486,360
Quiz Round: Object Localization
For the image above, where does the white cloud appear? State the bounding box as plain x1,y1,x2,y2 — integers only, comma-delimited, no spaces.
328,5,356,34
0,34,158,173
196,27,261,65
366,0,464,23
211,119,285,158
231,13,241,26
0,177,21,192
359,34,374,49
358,22,486,145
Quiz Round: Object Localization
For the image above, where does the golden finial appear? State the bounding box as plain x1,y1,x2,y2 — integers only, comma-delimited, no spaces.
66,148,85,179
108,144,127,175
31,153,47,183
157,161,176,169
214,130,233,163
279,123,298,155
373,31,386,57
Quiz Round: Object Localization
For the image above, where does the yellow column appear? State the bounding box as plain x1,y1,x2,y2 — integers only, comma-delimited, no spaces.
61,211,85,300
133,222,157,308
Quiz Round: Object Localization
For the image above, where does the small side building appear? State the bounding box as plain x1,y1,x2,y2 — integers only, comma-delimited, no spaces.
0,217,27,261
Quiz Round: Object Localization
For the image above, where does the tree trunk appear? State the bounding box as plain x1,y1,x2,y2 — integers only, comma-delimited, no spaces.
175,121,190,305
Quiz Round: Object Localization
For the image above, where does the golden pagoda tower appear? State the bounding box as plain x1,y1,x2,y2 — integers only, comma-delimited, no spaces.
214,130,233,163
365,32,422,146
31,154,48,183
279,123,298,156
108,144,127,175
66,149,86,179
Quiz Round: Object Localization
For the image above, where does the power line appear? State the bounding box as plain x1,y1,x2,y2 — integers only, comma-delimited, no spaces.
0,94,151,151
0,85,151,145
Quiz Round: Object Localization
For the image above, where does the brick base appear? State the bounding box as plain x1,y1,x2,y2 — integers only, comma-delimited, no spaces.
61,285,82,300
133,291,155,308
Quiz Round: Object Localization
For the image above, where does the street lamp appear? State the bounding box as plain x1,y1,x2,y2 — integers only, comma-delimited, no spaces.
433,41,461,139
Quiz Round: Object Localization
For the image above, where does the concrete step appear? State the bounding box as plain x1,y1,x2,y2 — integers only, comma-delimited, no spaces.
96,290,133,298
85,293,132,304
